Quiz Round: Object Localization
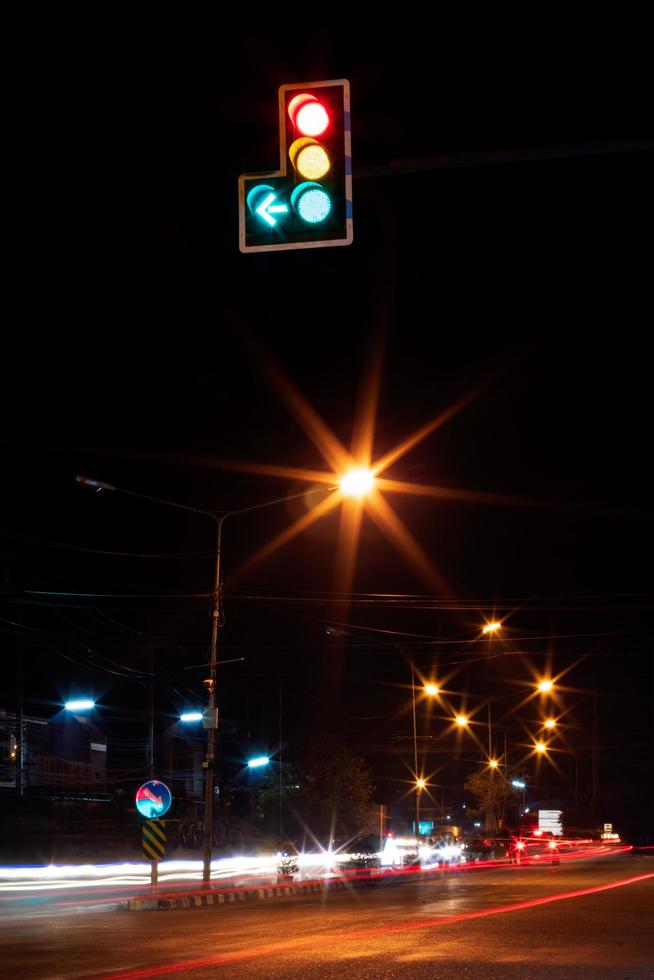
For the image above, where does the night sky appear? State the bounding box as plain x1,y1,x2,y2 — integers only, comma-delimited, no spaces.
2,25,652,832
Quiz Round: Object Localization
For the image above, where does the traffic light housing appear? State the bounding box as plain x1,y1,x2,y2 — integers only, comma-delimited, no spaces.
238,79,353,253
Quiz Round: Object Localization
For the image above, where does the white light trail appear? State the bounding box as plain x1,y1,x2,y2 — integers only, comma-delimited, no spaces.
0,852,354,893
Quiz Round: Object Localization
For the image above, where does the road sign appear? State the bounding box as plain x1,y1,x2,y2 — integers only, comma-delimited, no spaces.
604,823,613,832
142,819,166,862
238,79,353,253
538,809,563,835
135,779,172,819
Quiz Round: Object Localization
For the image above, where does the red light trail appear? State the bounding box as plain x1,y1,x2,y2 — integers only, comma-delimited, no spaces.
91,867,653,979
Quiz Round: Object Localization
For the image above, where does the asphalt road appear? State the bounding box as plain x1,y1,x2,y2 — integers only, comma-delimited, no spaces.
1,855,652,979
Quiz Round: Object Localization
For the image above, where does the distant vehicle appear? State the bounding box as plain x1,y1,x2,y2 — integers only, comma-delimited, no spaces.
463,836,510,860
507,833,561,865
462,836,497,861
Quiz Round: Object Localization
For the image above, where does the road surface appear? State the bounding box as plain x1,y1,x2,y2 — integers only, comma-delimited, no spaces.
1,854,652,978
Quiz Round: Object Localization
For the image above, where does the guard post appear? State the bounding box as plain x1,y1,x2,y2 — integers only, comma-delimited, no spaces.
142,818,166,889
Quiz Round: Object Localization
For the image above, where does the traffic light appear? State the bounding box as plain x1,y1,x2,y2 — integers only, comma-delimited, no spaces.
238,79,353,253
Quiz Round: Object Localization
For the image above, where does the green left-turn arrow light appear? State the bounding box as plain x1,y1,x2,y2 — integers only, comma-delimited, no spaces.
246,184,289,227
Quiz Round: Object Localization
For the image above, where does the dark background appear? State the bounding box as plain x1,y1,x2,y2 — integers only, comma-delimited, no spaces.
2,21,652,836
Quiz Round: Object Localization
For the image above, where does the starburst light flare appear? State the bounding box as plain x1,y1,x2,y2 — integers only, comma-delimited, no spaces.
221,346,535,590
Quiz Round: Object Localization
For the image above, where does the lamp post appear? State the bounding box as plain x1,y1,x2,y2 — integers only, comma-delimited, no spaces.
512,779,527,818
411,666,420,840
409,668,441,841
75,474,333,883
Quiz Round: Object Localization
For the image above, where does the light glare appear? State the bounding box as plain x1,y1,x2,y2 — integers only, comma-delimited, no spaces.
290,139,331,180
482,621,502,634
538,679,554,694
291,183,332,224
424,683,440,696
455,714,469,728
248,756,270,769
180,711,203,722
296,101,329,137
64,699,95,712
340,468,375,497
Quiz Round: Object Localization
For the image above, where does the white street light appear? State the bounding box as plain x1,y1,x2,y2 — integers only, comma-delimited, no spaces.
64,699,95,712
180,711,203,723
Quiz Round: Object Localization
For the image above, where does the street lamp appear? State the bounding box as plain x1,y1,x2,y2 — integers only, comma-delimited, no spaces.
455,714,469,728
543,718,557,730
75,474,332,884
488,758,499,769
537,679,554,694
512,778,527,816
339,468,375,497
180,711,203,723
247,756,270,769
410,666,440,839
64,699,95,712
535,741,547,754
482,621,502,635
410,665,421,839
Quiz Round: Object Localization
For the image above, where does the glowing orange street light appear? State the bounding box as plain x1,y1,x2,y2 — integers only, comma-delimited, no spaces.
424,683,440,697
543,718,557,730
339,468,375,497
482,621,502,635
488,758,499,769
535,741,547,754
455,714,469,728
537,679,554,694
416,777,427,790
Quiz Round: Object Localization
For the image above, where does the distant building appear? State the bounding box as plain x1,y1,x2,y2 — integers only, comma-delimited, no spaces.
0,709,106,794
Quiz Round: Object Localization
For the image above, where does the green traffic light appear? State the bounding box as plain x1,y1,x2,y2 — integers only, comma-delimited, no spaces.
290,182,332,224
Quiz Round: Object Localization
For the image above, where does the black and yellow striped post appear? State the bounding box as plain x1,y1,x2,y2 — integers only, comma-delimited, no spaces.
142,819,166,889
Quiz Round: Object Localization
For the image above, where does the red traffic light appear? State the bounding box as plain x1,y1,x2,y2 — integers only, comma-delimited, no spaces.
288,93,330,136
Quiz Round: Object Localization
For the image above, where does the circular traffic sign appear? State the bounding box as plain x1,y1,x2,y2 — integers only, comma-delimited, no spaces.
135,779,172,819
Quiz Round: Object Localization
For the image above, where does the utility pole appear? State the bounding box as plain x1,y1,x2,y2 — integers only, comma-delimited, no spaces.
591,670,600,809
278,685,283,841
74,476,332,886
148,646,155,779
202,516,223,885
16,607,24,797
487,704,495,832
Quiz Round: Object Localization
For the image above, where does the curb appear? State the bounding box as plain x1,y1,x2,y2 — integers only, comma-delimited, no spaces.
127,877,356,911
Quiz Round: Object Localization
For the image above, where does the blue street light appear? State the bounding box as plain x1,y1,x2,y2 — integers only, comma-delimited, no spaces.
512,779,526,789
247,756,270,769
64,699,95,712
180,711,203,723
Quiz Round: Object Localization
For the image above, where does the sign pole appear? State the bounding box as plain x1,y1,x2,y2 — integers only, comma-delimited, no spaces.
141,817,167,891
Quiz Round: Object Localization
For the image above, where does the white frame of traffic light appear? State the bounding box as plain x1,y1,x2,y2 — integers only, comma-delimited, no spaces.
238,78,353,254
